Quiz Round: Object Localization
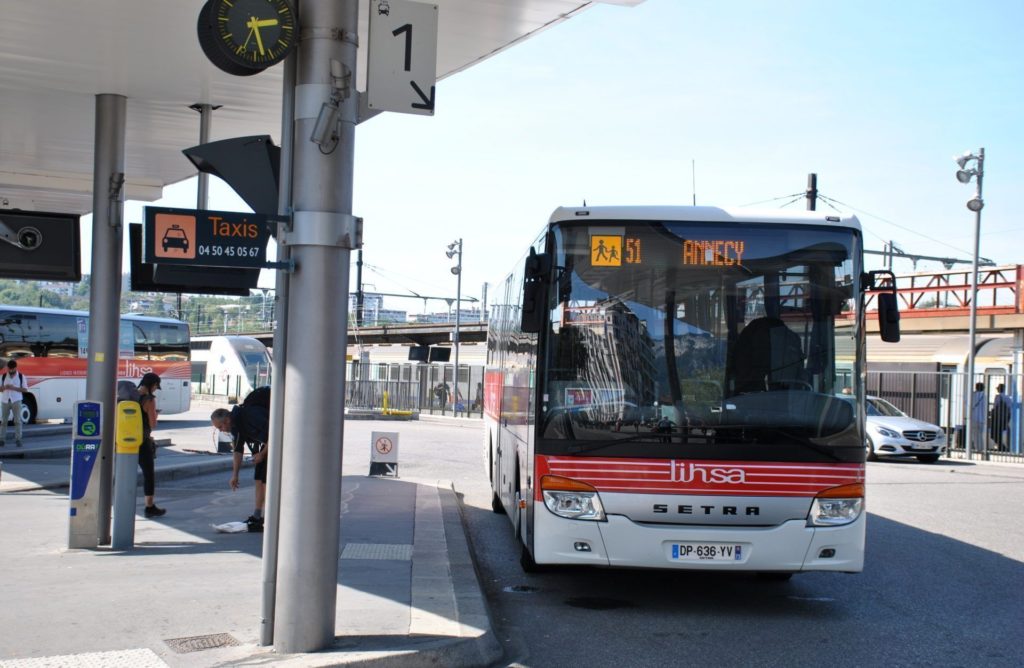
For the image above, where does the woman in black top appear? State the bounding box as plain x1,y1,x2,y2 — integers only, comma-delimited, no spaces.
138,372,165,517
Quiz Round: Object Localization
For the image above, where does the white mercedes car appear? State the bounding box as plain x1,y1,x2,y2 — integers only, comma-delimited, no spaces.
862,396,946,463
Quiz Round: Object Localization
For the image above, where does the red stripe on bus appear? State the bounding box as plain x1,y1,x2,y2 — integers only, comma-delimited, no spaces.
536,455,863,499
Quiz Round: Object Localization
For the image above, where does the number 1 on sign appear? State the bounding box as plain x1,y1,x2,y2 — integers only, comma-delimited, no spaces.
392,23,412,71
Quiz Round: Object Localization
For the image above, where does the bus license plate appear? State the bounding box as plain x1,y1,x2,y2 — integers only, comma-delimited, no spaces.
671,542,743,562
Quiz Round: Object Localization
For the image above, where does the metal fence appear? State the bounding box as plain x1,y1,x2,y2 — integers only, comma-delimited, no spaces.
868,369,1023,462
344,362,485,419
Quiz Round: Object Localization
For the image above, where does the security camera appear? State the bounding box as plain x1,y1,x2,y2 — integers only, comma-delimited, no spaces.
17,227,42,250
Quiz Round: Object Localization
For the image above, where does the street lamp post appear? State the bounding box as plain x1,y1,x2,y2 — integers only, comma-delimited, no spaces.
447,239,463,415
954,148,985,458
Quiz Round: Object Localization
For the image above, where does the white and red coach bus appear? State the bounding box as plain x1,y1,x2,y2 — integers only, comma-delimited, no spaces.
484,206,900,577
0,305,191,423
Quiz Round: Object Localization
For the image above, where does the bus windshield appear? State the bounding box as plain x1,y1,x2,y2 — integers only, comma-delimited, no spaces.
539,220,862,461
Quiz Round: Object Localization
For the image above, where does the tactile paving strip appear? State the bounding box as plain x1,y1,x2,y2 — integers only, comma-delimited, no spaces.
340,542,413,560
0,648,167,667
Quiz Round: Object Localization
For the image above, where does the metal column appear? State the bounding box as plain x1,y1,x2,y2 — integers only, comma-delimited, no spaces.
193,103,214,208
85,93,127,547
1013,332,1022,454
273,0,358,653
963,148,985,458
260,53,296,648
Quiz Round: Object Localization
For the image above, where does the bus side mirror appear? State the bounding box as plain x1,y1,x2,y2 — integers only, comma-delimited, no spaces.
877,292,900,343
520,248,551,334
864,270,900,343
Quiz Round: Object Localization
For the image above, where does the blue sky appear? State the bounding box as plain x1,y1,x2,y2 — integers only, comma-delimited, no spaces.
125,0,1024,317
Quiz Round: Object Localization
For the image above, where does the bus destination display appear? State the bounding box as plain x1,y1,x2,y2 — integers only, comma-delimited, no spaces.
591,234,746,268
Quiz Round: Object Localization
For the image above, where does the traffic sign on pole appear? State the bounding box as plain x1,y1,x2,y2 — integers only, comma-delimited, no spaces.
367,0,438,116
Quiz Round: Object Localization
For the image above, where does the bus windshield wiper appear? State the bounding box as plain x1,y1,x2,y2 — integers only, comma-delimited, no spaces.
566,434,674,454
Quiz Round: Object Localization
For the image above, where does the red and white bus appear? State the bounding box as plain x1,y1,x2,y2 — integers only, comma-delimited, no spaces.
485,206,899,577
0,305,191,423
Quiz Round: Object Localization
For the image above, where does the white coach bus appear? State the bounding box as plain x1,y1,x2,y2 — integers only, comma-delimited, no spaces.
485,206,900,577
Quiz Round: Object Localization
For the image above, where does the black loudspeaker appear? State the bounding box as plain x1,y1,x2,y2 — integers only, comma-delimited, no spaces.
128,223,256,296
183,136,280,215
0,210,81,280
428,347,451,362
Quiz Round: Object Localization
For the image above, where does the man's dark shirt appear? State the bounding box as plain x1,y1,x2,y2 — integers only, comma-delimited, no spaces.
230,404,270,453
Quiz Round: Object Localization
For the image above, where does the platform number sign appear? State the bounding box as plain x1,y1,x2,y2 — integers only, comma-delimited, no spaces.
367,0,438,116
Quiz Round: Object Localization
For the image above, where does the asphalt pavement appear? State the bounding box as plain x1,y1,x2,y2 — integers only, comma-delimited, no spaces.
0,405,500,667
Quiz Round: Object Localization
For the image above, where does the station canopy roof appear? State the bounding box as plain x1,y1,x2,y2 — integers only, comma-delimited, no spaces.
0,0,641,215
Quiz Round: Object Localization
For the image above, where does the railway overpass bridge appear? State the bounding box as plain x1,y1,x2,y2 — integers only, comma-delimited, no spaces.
216,264,1024,347
231,320,488,349
864,265,1024,336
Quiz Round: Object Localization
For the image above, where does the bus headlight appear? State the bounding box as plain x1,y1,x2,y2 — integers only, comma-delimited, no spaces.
808,483,864,526
541,475,606,521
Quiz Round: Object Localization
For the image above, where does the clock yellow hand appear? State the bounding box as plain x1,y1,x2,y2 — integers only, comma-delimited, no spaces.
241,26,255,53
254,18,279,28
247,15,267,56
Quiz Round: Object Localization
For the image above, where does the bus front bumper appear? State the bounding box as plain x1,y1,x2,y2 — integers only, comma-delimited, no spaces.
532,509,865,573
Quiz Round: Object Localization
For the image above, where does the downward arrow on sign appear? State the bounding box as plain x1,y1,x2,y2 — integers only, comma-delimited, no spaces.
410,81,435,111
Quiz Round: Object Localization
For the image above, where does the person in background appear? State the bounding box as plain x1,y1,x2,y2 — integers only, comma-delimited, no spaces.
1,359,28,447
970,382,987,452
991,383,1011,451
138,372,166,517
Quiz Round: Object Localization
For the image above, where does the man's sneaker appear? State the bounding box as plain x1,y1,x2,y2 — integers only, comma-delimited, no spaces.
144,505,166,517
246,515,264,533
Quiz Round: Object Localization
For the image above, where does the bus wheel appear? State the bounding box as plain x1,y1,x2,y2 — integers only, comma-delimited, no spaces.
491,491,505,514
20,396,37,425
916,454,940,463
866,437,879,462
520,543,542,574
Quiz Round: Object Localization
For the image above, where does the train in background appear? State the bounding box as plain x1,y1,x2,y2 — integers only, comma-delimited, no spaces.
190,335,272,399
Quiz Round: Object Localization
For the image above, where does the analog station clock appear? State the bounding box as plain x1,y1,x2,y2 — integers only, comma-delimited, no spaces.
197,0,298,76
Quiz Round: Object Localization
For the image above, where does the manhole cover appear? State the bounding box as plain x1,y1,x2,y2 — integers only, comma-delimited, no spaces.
503,584,540,594
565,597,634,610
164,633,240,654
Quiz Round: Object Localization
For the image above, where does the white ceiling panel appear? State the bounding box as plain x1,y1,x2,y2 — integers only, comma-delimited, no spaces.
0,0,633,214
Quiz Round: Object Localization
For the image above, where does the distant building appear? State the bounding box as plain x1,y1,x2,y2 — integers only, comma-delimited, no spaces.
349,292,407,325
37,281,75,297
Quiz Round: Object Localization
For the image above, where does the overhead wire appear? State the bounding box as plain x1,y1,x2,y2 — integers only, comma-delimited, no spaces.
738,192,804,207
778,194,806,208
816,194,971,256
